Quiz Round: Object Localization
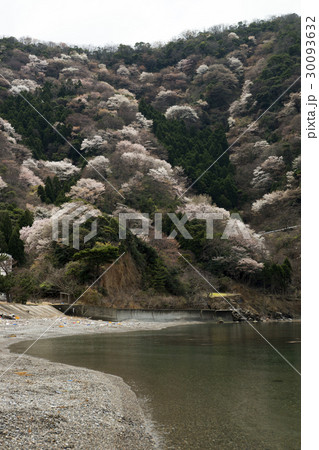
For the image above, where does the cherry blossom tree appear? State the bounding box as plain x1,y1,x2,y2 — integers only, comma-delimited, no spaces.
229,80,252,116
261,155,285,173
20,218,52,253
196,64,209,75
19,166,43,186
252,190,287,212
292,156,301,170
134,112,152,129
118,126,139,140
106,93,135,110
117,65,130,77
68,178,106,203
41,159,80,180
86,155,112,178
153,89,183,111
0,117,21,143
80,135,105,152
228,32,239,40
20,201,101,254
178,195,230,221
165,105,199,122
10,79,39,94
227,56,244,75
254,140,270,149
70,51,88,61
176,58,194,73
139,72,155,83
236,257,264,274
251,166,272,189
0,175,7,189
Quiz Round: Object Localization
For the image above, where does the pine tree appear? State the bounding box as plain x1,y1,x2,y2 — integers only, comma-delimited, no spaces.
0,231,8,253
0,212,12,244
151,259,167,292
37,185,47,202
8,226,25,264
44,177,54,203
18,210,34,228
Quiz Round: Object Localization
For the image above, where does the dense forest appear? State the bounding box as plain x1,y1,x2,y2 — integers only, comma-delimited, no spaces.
0,14,301,315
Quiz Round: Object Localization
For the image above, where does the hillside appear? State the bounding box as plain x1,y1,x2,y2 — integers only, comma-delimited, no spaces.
0,14,301,317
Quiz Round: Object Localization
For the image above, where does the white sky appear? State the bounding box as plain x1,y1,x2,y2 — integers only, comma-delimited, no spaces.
1,0,300,47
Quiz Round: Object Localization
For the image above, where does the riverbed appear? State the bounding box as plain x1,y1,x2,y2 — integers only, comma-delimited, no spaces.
10,321,301,449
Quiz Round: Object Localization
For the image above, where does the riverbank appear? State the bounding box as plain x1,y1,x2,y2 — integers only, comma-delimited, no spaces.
0,316,193,449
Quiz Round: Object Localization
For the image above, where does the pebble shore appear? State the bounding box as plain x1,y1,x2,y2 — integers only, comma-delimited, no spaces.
0,316,186,449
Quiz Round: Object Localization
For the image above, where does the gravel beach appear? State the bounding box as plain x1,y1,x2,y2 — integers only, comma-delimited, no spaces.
0,315,187,449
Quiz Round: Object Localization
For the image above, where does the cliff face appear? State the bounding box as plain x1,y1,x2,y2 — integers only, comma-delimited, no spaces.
0,14,300,316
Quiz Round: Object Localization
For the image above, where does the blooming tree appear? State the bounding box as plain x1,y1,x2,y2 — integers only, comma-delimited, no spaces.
196,64,209,75
251,156,285,190
0,117,21,143
139,72,155,83
134,112,153,128
41,159,80,180
252,190,287,212
10,79,39,94
117,65,130,77
80,135,105,152
107,93,137,111
116,140,148,155
229,80,252,116
68,178,106,203
22,54,48,74
0,175,8,189
176,58,194,73
236,257,264,273
227,56,244,75
19,166,43,186
251,167,272,189
261,155,285,173
119,126,139,139
70,51,88,61
86,155,112,177
292,156,301,170
148,166,173,182
20,201,101,254
153,89,183,111
228,32,239,40
20,218,52,253
254,140,270,148
165,105,199,122
178,195,230,221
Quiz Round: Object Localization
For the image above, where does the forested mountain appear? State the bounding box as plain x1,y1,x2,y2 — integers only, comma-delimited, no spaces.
0,14,301,316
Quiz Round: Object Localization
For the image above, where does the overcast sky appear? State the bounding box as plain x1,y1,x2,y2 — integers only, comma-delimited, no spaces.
1,0,300,47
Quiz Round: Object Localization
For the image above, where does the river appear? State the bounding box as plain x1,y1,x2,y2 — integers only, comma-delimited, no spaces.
12,322,301,449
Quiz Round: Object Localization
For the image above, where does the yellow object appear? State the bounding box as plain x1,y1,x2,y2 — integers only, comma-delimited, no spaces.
209,293,238,298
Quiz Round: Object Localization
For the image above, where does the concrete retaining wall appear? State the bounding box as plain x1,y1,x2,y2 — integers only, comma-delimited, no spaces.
0,303,65,319
53,304,234,323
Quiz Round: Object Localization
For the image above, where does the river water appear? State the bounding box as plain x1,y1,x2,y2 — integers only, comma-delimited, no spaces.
12,322,300,449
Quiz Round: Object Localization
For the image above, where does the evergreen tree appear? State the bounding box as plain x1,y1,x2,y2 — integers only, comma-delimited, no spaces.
8,226,25,264
0,212,12,243
18,210,34,228
0,230,8,253
37,185,46,202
